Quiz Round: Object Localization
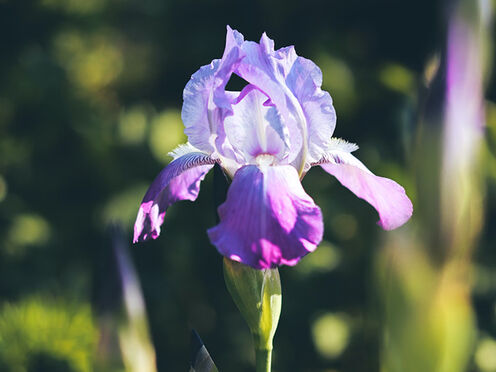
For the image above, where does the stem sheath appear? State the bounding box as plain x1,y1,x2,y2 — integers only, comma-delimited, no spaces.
255,348,272,372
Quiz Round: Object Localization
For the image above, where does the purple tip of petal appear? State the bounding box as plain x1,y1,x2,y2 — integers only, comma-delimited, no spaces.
208,165,323,269
260,32,275,53
133,201,166,243
133,152,215,243
225,25,245,51
320,162,413,231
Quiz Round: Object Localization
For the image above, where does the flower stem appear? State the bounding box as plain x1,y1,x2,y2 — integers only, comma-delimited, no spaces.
255,348,272,372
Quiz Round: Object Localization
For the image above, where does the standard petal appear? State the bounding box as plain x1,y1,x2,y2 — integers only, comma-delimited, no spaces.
208,165,323,269
285,57,336,164
133,152,215,243
319,151,412,230
234,33,336,168
235,36,293,124
181,27,244,154
181,60,220,153
223,86,288,163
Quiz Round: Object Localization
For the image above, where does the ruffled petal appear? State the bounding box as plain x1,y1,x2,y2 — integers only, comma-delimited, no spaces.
134,152,215,243
208,165,323,269
235,35,293,124
232,32,336,167
181,60,220,153
318,148,412,230
181,26,244,154
285,57,336,164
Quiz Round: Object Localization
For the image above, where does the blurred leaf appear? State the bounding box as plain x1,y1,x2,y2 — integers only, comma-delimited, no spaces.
190,329,218,372
112,225,157,372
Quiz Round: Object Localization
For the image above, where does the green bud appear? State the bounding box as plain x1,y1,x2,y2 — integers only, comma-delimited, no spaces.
223,258,282,351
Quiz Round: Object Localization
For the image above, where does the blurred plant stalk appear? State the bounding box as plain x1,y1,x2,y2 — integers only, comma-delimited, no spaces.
114,228,157,372
378,0,491,371
223,258,282,372
441,0,489,262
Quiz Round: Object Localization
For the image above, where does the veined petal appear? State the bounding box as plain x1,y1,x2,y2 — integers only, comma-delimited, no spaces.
222,25,245,61
182,60,220,153
235,36,295,129
286,57,336,165
134,152,215,243
224,86,288,163
233,32,336,170
208,165,323,269
181,26,244,154
318,146,412,230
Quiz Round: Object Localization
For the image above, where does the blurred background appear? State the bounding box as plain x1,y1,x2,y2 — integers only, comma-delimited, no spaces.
0,0,495,371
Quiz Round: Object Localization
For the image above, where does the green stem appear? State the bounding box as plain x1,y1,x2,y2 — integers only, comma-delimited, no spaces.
255,348,272,372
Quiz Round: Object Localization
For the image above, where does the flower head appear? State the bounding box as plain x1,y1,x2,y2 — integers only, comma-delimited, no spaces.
133,26,413,269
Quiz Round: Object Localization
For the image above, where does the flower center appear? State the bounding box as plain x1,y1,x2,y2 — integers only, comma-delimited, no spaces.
256,154,276,167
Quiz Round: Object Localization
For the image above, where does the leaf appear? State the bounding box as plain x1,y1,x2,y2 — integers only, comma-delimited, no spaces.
190,329,219,372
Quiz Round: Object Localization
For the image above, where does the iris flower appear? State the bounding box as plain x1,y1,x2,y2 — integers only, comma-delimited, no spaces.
133,27,413,269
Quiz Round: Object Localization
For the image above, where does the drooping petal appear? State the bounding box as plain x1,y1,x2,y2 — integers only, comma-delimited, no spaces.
134,152,215,243
181,26,244,154
208,165,323,269
223,86,288,163
318,147,412,230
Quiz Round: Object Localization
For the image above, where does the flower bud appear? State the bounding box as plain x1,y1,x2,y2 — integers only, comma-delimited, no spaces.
223,258,282,350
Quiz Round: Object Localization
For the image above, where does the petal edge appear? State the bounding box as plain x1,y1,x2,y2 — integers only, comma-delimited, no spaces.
208,165,323,269
134,152,215,243
320,154,412,230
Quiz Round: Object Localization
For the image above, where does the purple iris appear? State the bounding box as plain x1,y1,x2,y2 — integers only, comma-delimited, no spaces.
133,26,413,269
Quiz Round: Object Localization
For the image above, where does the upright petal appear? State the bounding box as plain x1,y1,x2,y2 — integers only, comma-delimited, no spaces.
235,36,295,128
233,33,336,169
285,57,336,164
208,165,323,269
181,27,244,154
134,152,215,243
318,144,412,230
223,86,289,163
181,60,221,153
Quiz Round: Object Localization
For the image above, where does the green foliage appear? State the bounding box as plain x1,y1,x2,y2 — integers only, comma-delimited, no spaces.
0,297,97,372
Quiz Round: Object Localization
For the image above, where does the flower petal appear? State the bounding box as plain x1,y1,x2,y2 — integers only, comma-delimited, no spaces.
223,86,288,163
235,35,295,127
181,26,244,154
233,33,336,166
285,57,336,164
208,165,323,269
134,152,215,243
319,150,412,230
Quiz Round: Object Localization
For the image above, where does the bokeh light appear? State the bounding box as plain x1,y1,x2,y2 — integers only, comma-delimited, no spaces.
311,312,351,359
475,337,496,372
148,109,187,163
